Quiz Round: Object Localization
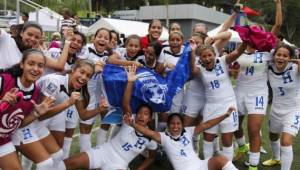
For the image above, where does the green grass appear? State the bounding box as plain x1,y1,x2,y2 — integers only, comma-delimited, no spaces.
70,113,300,170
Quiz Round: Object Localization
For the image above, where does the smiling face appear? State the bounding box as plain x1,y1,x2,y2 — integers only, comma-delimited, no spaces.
144,46,156,63
110,32,118,49
20,27,42,49
274,47,291,71
148,20,162,41
70,63,94,90
167,115,183,137
170,23,181,33
199,48,216,70
169,33,183,54
69,34,83,54
126,38,141,58
135,106,152,126
20,53,45,86
94,29,110,54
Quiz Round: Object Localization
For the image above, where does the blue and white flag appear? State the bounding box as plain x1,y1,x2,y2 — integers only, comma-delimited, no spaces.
102,44,191,113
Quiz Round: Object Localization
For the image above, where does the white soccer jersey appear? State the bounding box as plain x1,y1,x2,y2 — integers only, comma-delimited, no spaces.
0,29,22,69
36,74,74,131
115,47,145,62
158,46,184,72
199,56,235,103
268,63,300,110
160,127,204,170
236,52,272,92
104,124,157,164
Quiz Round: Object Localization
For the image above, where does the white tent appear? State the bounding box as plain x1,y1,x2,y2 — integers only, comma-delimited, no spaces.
28,7,62,32
87,18,169,40
208,24,242,43
9,8,88,33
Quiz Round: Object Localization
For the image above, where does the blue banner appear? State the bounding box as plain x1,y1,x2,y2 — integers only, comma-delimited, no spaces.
102,44,191,113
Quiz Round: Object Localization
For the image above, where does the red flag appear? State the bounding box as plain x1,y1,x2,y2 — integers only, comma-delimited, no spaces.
243,6,260,16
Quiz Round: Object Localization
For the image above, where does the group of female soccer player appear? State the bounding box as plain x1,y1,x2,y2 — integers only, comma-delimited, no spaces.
1,0,299,170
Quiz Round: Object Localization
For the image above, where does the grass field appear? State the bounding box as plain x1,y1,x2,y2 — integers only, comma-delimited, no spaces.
69,110,300,170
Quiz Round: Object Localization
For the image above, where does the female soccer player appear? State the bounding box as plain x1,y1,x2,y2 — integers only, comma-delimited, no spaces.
0,49,53,170
264,45,300,170
140,19,163,49
57,65,157,170
190,42,247,161
123,65,238,170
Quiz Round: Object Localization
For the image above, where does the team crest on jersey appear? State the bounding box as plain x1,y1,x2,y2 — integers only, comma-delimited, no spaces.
138,72,168,104
214,61,224,76
45,82,58,96
0,108,23,137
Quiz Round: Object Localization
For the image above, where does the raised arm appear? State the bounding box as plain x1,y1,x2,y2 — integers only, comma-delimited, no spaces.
225,42,247,64
122,65,138,115
124,113,161,143
38,92,80,120
194,107,235,135
45,29,74,71
107,52,143,68
189,39,200,77
271,0,282,36
206,31,232,53
75,96,109,120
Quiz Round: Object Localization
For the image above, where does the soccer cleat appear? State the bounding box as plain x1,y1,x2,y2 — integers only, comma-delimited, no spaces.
262,159,281,166
260,146,267,154
233,144,249,161
248,165,258,170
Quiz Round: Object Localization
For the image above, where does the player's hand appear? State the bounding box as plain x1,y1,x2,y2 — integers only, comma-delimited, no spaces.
1,88,19,105
123,113,134,126
68,92,81,105
31,97,54,116
132,61,143,68
125,65,138,82
226,107,236,117
98,96,109,115
204,36,215,45
95,60,105,73
189,39,197,51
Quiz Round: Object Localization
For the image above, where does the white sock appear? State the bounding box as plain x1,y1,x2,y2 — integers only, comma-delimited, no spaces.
51,149,64,166
79,134,91,152
57,161,66,170
213,136,220,153
203,140,214,159
36,158,54,170
62,137,73,159
222,161,238,170
96,128,108,146
271,139,281,160
249,151,260,166
222,145,234,161
281,145,293,170
157,122,167,132
236,136,246,146
192,135,200,152
22,156,33,170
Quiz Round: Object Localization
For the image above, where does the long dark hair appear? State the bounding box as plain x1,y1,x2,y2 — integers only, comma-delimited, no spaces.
0,49,46,77
13,22,43,52
72,59,95,108
273,44,295,58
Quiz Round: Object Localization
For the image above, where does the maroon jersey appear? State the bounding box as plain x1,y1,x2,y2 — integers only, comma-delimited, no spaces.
0,73,40,145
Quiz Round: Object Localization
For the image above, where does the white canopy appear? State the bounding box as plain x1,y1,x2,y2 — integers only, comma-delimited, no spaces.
87,18,169,40
9,7,88,33
208,24,242,43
